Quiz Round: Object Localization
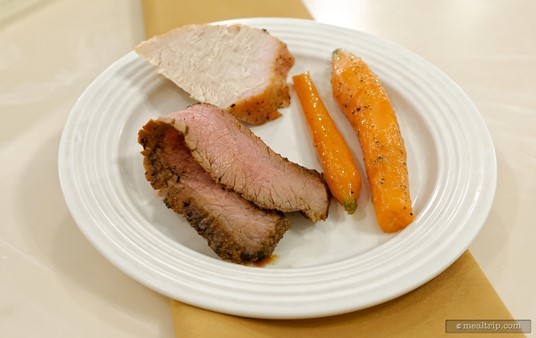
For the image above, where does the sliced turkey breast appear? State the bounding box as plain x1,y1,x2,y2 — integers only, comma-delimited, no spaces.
135,24,294,125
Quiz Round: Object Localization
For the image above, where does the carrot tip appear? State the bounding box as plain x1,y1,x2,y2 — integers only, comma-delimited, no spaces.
344,199,358,215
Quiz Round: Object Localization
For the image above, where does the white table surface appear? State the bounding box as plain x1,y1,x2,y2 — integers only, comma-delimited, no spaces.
1,0,534,336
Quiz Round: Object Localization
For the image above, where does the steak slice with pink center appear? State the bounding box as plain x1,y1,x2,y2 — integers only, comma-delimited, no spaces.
139,120,290,264
159,103,330,222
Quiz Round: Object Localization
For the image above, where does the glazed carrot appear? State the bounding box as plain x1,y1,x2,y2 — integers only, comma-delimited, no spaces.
293,71,362,214
331,49,414,232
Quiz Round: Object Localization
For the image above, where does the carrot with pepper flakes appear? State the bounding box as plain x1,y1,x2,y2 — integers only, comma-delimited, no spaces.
331,49,414,232
293,71,362,214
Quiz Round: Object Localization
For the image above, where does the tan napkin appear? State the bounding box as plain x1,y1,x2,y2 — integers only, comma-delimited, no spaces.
141,0,311,37
170,252,523,337
141,1,523,337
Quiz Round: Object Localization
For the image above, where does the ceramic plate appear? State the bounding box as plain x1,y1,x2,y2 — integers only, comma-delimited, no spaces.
58,18,496,319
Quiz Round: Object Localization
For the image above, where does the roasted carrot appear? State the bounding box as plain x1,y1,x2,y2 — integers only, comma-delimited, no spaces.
331,49,414,232
293,71,362,214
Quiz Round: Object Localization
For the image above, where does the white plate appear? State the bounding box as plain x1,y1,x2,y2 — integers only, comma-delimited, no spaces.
58,18,496,319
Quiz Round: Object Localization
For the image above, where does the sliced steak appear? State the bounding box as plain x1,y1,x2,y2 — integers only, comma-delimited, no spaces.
135,24,294,125
158,103,330,222
139,119,291,264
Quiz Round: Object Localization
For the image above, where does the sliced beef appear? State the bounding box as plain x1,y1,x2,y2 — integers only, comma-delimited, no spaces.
135,24,294,125
158,103,330,222
139,120,291,264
